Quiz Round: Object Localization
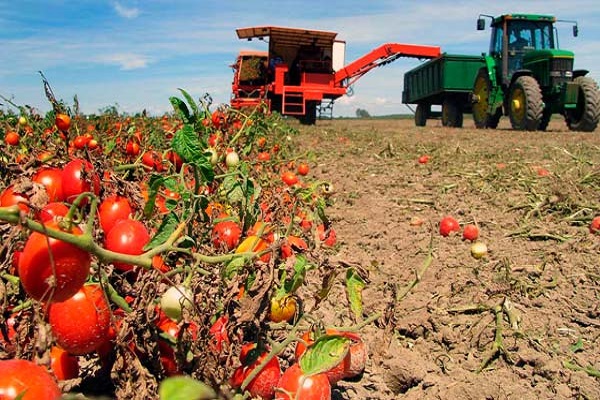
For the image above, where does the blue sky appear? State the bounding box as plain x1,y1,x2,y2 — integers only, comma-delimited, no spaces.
1,0,599,117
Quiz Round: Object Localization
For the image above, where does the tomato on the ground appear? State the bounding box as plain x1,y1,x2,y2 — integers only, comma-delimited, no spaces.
274,362,331,400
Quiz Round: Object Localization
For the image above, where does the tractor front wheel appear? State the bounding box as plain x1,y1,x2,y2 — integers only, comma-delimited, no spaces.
508,76,543,131
442,98,463,128
565,76,600,132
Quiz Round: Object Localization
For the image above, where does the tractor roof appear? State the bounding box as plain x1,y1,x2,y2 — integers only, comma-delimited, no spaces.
493,14,556,25
236,26,338,48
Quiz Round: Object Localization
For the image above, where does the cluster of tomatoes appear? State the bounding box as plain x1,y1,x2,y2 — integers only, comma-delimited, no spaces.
0,93,362,399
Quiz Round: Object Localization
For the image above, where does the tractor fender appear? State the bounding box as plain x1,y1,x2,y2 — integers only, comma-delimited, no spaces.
508,70,533,88
573,69,589,79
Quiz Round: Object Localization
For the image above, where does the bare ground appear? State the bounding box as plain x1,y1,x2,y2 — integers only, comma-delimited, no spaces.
291,117,600,400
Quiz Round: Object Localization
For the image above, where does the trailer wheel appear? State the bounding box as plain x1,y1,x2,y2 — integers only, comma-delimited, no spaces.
472,69,500,129
415,104,429,127
442,99,463,127
508,76,543,131
565,76,600,132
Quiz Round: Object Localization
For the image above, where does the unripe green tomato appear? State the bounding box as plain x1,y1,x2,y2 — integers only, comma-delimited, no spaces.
206,148,219,165
225,151,239,168
471,242,488,259
18,116,27,126
160,285,194,321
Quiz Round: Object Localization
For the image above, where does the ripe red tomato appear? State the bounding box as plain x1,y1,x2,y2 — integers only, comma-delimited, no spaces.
142,150,164,172
212,220,242,250
208,315,230,353
33,167,64,202
590,216,600,234
50,345,79,380
0,359,61,400
275,363,331,400
38,202,69,223
0,185,30,213
211,110,225,129
280,235,308,259
48,284,111,355
104,219,150,271
316,224,337,247
439,216,460,237
4,131,20,146
418,155,430,164
98,195,133,233
230,343,281,399
297,163,310,176
55,113,71,131
281,171,299,186
125,140,140,156
462,224,479,241
61,159,101,204
18,221,90,302
257,152,271,162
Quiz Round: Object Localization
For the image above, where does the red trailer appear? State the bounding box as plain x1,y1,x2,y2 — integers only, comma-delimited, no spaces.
231,26,441,124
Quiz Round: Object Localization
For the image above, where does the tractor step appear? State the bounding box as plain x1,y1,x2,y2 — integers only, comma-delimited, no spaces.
282,89,305,115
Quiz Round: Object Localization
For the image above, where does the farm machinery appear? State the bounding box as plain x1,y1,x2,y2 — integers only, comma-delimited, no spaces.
403,13,600,131
230,26,440,124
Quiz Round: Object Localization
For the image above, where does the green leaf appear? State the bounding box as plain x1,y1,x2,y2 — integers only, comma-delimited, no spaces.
570,338,584,353
158,376,216,400
223,257,246,279
143,175,165,218
346,268,366,320
172,124,205,163
283,256,311,294
299,335,350,376
223,176,244,204
195,152,215,184
169,97,191,123
145,212,180,251
178,88,200,122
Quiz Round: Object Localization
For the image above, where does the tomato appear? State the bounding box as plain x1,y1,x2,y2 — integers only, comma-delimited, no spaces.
257,136,267,148
470,241,488,259
38,202,69,223
55,113,71,131
247,221,275,243
0,359,61,400
72,135,88,149
225,151,240,168
590,216,600,234
236,235,270,262
257,151,271,162
0,185,29,213
50,345,79,380
212,220,242,250
160,285,193,322
61,159,101,204
281,235,308,259
4,131,20,146
158,339,181,376
281,171,299,186
166,150,183,171
18,220,90,302
98,195,132,233
297,163,310,176
33,167,64,202
269,294,298,323
439,215,460,237
462,224,479,241
211,110,225,129
316,224,337,247
104,219,150,271
48,284,111,355
208,315,230,353
274,363,331,400
230,343,281,399
125,140,140,156
418,155,430,164
142,150,164,172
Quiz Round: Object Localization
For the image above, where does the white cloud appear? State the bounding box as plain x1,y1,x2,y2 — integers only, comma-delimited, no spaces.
112,1,140,19
97,53,151,70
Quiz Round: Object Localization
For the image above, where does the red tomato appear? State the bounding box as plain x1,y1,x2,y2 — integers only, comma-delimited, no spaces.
125,140,140,156
104,219,150,271
230,343,281,399
33,167,64,202
281,235,308,259
38,202,69,223
418,155,430,164
166,150,183,172
61,159,101,204
257,152,271,162
98,195,133,233
208,315,230,353
4,131,20,146
462,224,479,241
275,362,331,400
211,110,225,129
18,221,90,302
0,185,29,213
316,224,337,247
48,284,111,355
281,171,299,186
297,163,310,176
50,345,79,380
590,216,600,234
0,359,61,400
72,135,88,149
212,220,242,250
158,339,181,376
439,216,460,237
55,113,71,131
142,150,164,172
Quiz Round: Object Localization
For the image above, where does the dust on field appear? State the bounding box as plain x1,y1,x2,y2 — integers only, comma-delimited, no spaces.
293,118,600,400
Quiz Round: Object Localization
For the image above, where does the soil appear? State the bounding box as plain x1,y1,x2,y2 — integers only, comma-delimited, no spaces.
291,117,600,400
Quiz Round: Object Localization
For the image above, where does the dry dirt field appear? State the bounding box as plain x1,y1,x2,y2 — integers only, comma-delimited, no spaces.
291,117,600,400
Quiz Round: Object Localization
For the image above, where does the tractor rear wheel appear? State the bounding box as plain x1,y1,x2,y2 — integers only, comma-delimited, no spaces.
415,103,429,127
508,76,543,131
442,98,463,127
565,76,600,132
472,69,501,129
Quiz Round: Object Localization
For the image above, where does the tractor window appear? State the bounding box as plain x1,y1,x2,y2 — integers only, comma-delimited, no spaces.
490,25,504,56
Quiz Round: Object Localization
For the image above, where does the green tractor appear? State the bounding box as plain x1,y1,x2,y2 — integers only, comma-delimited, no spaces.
472,14,600,131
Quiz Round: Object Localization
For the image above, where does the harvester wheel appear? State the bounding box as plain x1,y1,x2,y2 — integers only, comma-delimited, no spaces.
472,69,500,129
299,101,317,125
508,76,543,131
565,76,600,132
442,98,463,127
415,103,429,127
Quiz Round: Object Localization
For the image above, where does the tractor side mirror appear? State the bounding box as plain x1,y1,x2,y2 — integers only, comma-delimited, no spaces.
573,25,579,37
477,18,485,31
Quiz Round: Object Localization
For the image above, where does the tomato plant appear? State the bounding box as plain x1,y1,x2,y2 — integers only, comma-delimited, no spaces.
48,284,111,355
104,219,150,271
0,359,61,400
18,220,90,302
